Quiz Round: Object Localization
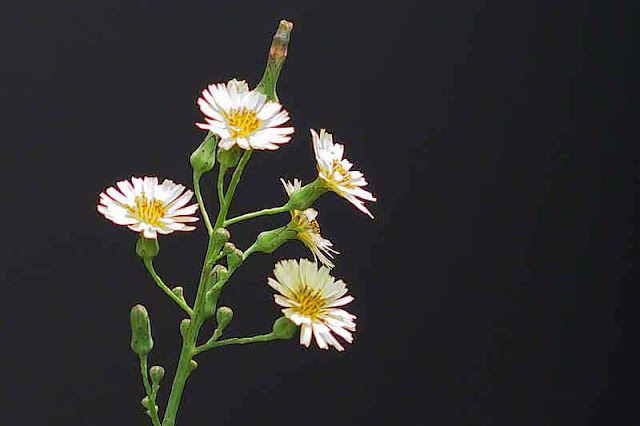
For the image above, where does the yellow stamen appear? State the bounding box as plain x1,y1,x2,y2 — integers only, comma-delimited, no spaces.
127,194,166,226
294,285,325,318
330,160,355,188
310,220,321,234
222,107,261,139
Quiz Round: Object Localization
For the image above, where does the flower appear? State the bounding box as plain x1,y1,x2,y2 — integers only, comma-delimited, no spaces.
98,176,199,239
196,79,294,151
268,259,356,351
281,179,339,268
311,128,376,218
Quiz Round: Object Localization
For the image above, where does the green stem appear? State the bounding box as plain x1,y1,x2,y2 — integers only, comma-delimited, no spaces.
214,150,252,228
140,355,162,426
143,259,193,316
193,170,213,235
194,332,279,355
223,204,290,227
216,165,228,213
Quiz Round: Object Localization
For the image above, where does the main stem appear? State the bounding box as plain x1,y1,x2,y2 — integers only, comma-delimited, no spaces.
160,20,292,426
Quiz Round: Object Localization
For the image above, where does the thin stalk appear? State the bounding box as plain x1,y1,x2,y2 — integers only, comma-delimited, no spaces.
193,170,213,235
194,332,279,355
223,204,289,227
214,150,252,228
140,355,162,426
143,259,193,316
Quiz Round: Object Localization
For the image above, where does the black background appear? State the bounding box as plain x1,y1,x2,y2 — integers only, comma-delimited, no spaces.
1,1,635,425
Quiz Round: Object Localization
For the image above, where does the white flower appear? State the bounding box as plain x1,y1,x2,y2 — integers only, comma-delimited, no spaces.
268,259,356,351
311,128,376,218
281,178,339,268
196,78,294,151
98,176,199,239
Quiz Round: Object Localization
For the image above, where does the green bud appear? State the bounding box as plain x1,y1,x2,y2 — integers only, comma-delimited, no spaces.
216,306,233,331
217,145,243,168
222,242,236,255
146,408,158,418
188,359,198,374
130,305,153,356
171,286,186,303
180,318,191,339
212,228,230,249
255,20,293,102
227,248,244,270
149,365,165,385
141,396,150,409
286,178,328,211
271,317,297,340
211,264,229,285
203,288,220,318
190,133,217,174
252,226,297,254
136,236,159,260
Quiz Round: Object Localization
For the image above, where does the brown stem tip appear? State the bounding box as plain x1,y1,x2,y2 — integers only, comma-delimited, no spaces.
270,20,293,60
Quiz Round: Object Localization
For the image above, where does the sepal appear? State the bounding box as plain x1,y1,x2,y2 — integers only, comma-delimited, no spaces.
130,305,153,356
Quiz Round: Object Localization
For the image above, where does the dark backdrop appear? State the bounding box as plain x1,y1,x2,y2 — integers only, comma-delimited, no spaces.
1,1,634,425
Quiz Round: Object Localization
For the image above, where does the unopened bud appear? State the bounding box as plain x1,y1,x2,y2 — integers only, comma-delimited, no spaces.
222,242,236,255
136,236,160,260
188,359,198,374
216,306,233,331
172,286,186,302
285,178,328,211
211,264,229,284
130,305,153,356
212,228,230,248
255,20,293,102
180,318,191,339
141,396,150,409
252,226,296,254
272,317,297,339
217,145,242,168
227,248,244,270
150,365,165,385
190,133,217,174
203,288,220,318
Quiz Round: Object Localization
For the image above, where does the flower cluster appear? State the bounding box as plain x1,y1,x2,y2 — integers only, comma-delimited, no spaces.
97,77,376,352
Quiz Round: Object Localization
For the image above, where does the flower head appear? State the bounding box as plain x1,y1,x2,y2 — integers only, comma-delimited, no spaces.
281,179,338,268
98,177,199,239
196,79,294,151
268,259,356,351
311,129,376,218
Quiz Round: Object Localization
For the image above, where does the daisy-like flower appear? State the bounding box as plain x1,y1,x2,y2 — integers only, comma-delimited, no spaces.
281,178,339,268
268,259,356,351
196,78,294,151
98,176,199,239
311,128,376,218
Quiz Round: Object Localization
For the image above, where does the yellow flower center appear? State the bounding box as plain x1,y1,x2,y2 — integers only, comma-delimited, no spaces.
310,219,321,234
223,107,261,139
330,160,355,188
127,194,166,226
294,285,325,318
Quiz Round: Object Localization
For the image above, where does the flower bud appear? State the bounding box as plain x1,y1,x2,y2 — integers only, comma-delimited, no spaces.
285,178,328,211
190,133,217,174
130,305,153,356
211,264,229,285
227,248,244,270
216,306,233,331
203,288,220,318
255,20,293,102
222,242,236,255
171,286,186,303
141,396,151,409
149,365,165,385
180,318,191,339
212,228,230,249
136,236,160,260
251,226,297,254
188,359,198,374
271,317,297,340
217,145,242,168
